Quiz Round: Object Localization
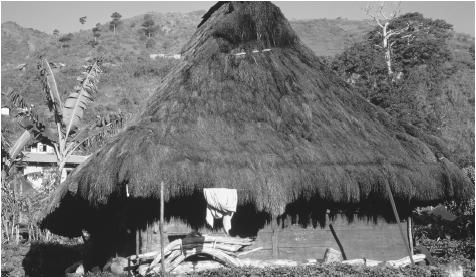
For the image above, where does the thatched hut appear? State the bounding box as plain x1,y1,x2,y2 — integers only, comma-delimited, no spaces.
41,1,472,268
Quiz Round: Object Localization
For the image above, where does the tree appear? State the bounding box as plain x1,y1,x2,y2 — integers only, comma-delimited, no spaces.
469,43,475,60
7,57,104,185
331,41,387,100
79,16,87,25
52,29,60,48
92,23,102,46
109,12,122,35
365,2,408,77
365,3,453,80
58,33,73,48
332,12,454,134
141,14,156,39
375,12,453,74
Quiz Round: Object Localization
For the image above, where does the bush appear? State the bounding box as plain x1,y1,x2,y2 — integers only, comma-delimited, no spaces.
128,58,178,78
413,212,474,241
419,237,474,275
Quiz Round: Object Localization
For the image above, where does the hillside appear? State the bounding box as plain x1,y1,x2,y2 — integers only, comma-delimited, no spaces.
1,21,51,68
291,18,372,56
1,9,474,166
1,13,372,67
1,11,374,133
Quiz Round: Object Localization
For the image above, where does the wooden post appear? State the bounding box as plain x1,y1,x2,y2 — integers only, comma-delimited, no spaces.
136,229,140,258
127,257,131,277
271,215,279,258
385,182,414,265
329,224,347,260
407,216,414,256
160,182,166,276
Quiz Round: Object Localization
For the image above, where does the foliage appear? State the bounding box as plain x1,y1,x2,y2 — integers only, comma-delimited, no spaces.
109,12,122,34
142,14,157,39
370,12,453,73
330,12,474,167
330,41,387,100
62,58,103,138
58,33,73,48
1,169,55,244
413,212,474,241
92,23,101,46
419,237,475,275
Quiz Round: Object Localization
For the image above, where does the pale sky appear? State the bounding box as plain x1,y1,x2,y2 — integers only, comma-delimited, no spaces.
1,1,474,36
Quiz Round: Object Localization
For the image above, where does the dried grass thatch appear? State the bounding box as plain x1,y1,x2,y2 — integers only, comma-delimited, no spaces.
41,2,472,237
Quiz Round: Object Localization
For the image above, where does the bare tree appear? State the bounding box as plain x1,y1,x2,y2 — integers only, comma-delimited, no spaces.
365,2,410,77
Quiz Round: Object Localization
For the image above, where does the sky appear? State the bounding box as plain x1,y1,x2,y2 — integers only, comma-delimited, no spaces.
1,1,474,36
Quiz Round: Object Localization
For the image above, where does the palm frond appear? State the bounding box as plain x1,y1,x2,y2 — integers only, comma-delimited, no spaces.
4,88,27,110
69,112,130,154
4,88,51,158
8,130,33,160
62,58,103,139
38,58,63,120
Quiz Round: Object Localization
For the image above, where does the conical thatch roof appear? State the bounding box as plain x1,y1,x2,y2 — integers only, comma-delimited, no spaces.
42,2,472,236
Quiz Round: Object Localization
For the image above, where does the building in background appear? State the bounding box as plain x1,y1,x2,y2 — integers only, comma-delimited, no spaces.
19,142,88,189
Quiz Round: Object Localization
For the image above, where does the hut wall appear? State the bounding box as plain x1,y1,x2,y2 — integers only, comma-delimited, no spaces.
138,215,409,261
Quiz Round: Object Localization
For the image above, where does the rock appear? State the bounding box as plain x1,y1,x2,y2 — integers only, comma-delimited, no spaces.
442,262,463,277
65,261,84,277
75,264,85,275
109,257,128,276
323,247,343,263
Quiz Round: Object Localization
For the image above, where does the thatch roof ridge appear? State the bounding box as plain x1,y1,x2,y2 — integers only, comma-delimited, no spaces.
41,1,473,236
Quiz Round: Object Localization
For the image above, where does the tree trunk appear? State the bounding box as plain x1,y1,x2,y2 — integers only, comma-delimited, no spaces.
385,46,393,76
57,159,66,185
382,23,393,76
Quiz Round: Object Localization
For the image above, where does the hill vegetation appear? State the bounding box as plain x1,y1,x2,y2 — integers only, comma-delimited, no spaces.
1,10,474,167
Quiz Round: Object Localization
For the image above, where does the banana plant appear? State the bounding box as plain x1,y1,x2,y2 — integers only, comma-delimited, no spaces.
5,57,116,184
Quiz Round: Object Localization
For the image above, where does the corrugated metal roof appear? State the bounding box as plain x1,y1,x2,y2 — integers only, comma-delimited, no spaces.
21,152,88,164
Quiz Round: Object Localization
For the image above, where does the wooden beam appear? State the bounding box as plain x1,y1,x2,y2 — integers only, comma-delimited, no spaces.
385,182,414,265
160,181,166,276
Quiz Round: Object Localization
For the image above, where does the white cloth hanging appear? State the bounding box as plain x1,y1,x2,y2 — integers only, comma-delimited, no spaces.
203,188,237,235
